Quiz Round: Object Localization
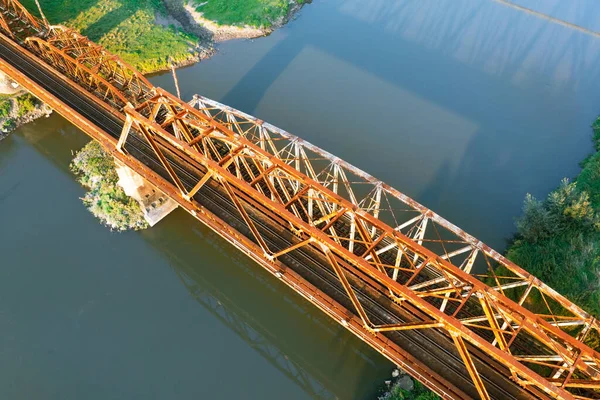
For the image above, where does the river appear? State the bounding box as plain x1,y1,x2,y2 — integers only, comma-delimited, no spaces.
2,0,600,399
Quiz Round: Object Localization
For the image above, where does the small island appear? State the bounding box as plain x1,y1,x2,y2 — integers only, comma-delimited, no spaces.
70,141,149,231
0,72,51,137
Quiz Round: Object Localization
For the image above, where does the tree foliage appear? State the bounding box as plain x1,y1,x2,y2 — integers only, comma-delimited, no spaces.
14,94,37,117
378,381,439,400
506,118,600,318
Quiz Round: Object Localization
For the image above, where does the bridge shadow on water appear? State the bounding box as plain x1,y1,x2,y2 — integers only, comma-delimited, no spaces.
216,0,600,251
140,211,389,399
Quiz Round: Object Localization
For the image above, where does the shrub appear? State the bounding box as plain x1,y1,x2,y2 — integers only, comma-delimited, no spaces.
14,93,38,117
0,97,12,119
505,117,600,320
379,381,439,400
71,141,148,231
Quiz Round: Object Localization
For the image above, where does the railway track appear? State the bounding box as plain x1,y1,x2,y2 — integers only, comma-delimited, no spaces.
0,35,548,399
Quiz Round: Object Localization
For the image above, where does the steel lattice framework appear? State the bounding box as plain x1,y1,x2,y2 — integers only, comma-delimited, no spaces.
1,1,599,398
25,25,153,109
0,0,42,39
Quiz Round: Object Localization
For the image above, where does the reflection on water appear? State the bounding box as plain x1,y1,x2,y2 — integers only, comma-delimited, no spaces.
2,0,600,398
339,0,600,83
140,211,389,399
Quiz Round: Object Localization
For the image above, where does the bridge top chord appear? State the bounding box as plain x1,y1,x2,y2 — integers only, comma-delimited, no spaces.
1,1,599,398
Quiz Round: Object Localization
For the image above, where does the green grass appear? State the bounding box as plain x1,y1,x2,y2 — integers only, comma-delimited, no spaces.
195,0,302,28
21,0,198,73
19,0,308,71
502,117,600,331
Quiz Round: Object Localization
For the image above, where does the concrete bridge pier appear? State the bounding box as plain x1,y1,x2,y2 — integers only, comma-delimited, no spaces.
114,159,178,226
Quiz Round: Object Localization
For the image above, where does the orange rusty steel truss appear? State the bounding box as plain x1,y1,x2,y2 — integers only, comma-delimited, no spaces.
120,88,600,400
0,0,43,39
24,25,154,109
1,1,600,398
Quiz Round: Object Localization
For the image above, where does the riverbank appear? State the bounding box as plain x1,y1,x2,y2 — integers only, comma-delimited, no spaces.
23,0,208,73
173,0,309,42
503,117,600,347
2,0,309,132
23,0,308,73
0,92,51,140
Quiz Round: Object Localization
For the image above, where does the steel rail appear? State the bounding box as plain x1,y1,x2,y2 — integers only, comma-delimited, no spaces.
119,126,529,400
123,89,596,399
0,1,599,397
0,32,468,400
189,94,600,332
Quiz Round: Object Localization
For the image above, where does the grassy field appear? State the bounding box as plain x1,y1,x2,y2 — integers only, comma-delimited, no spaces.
195,0,304,28
18,0,309,71
21,0,198,73
502,117,600,346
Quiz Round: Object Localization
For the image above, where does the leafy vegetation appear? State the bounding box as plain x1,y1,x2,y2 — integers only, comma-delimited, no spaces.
0,95,12,120
71,141,148,231
379,380,439,400
195,0,303,28
0,93,41,131
504,118,600,319
14,93,36,117
22,0,199,73
0,97,12,131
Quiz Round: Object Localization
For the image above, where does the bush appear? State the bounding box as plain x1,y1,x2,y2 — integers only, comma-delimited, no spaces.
505,117,600,319
379,381,439,400
71,141,148,231
0,97,12,119
14,94,37,117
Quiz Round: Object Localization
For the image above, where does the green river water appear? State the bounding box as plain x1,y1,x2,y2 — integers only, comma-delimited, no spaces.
2,0,600,398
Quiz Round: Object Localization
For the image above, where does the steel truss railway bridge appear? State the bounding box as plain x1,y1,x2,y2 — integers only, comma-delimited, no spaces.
1,1,599,398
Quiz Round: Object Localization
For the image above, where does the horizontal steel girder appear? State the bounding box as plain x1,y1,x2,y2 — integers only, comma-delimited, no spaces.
1,0,600,398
